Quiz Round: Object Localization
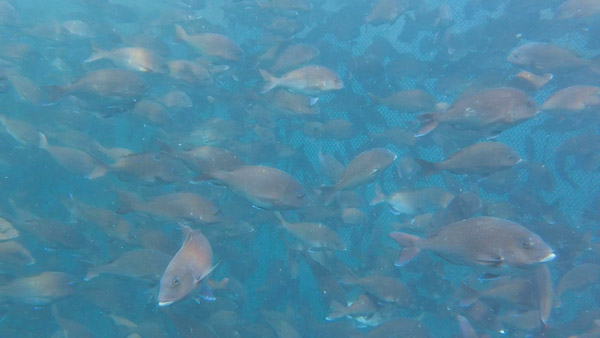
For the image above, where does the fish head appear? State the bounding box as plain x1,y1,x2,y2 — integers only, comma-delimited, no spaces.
158,267,195,307
513,96,539,121
507,45,532,66
321,75,343,91
504,231,555,267
281,188,309,209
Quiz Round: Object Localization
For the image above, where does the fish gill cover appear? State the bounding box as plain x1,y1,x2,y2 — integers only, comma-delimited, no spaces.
0,0,598,337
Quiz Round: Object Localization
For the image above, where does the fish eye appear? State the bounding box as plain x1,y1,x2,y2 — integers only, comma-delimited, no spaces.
296,193,305,199
521,239,532,249
172,277,180,286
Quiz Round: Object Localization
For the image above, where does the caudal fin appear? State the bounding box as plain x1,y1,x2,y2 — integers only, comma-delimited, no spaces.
414,158,440,177
415,113,440,137
259,69,279,93
388,232,422,267
84,42,107,63
38,132,49,150
369,184,386,206
174,24,187,41
47,85,67,102
459,284,479,307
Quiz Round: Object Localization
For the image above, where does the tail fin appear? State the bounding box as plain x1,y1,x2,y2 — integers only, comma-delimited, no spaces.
273,211,287,226
388,232,422,267
369,184,387,206
47,85,67,101
415,113,440,137
415,158,440,177
259,69,279,93
84,268,99,281
325,300,347,321
459,284,479,307
456,315,478,338
84,42,107,63
174,24,187,41
38,132,49,150
318,186,337,206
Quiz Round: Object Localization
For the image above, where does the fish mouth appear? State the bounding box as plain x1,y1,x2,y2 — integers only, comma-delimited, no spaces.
158,301,173,307
539,252,556,263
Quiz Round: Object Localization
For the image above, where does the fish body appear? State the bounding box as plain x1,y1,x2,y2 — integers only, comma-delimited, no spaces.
208,165,307,210
175,24,243,62
158,225,216,306
416,142,522,176
416,88,538,136
259,65,343,95
389,216,555,269
329,148,397,192
85,46,167,73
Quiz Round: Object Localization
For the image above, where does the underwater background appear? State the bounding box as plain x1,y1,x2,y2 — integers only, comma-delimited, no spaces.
0,0,598,337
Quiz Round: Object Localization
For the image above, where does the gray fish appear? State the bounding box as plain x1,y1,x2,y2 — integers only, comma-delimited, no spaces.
508,42,599,73
416,87,538,136
85,249,171,282
416,142,522,176
158,224,217,307
117,192,220,225
274,212,346,252
39,132,108,179
370,184,454,215
0,271,76,306
389,216,555,269
323,148,397,197
49,68,145,101
204,165,308,210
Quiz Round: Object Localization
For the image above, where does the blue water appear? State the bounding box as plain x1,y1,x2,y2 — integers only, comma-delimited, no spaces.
0,0,598,337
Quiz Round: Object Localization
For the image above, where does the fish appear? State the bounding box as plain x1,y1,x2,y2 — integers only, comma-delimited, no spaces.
416,142,522,176
340,275,413,306
0,240,35,265
110,152,190,185
415,87,538,136
85,249,171,282
158,224,217,307
322,148,397,197
259,65,343,95
389,216,555,269
38,132,108,179
557,0,600,19
18,217,86,250
164,145,244,174
507,42,600,73
167,59,215,86
0,217,18,241
556,263,600,297
0,114,40,146
270,43,320,74
274,212,346,251
65,195,136,244
117,191,221,224
174,24,243,62
0,271,76,306
541,85,600,112
511,71,553,90
365,0,407,26
85,44,167,73
369,89,436,113
370,184,455,216
48,68,145,101
132,99,170,124
263,89,320,116
325,293,378,321
201,165,308,210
